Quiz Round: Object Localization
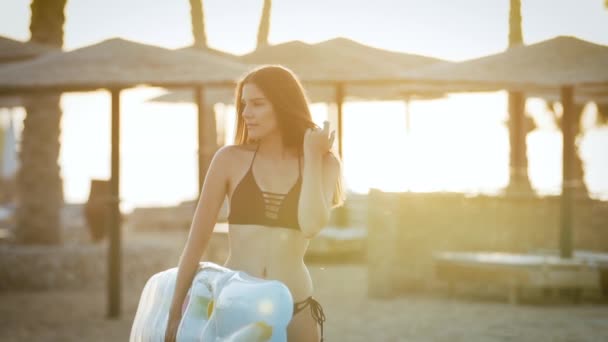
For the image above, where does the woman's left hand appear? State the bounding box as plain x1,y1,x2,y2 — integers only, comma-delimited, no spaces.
303,120,335,159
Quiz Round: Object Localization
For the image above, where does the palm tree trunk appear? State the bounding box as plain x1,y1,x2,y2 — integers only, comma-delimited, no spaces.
572,104,588,198
505,0,533,195
256,0,272,49
508,0,523,46
548,102,589,198
189,0,207,49
16,0,67,244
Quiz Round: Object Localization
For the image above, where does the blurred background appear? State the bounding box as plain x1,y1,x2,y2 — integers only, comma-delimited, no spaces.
0,1,607,341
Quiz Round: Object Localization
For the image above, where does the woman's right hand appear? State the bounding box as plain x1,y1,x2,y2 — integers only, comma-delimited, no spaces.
164,315,181,342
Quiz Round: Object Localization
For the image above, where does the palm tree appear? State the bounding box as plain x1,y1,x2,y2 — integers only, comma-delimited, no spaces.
189,0,207,49
545,101,605,198
256,0,272,49
505,0,533,195
15,0,67,244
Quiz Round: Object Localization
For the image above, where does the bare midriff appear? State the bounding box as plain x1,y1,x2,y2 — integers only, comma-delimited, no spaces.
224,224,313,302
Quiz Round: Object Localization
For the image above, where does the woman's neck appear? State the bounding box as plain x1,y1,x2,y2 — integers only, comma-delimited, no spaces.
256,133,297,160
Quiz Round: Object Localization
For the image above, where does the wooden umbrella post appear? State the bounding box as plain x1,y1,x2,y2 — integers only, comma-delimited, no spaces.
507,90,532,194
333,82,348,226
334,83,344,159
108,87,122,318
195,85,206,194
404,95,411,135
560,85,574,259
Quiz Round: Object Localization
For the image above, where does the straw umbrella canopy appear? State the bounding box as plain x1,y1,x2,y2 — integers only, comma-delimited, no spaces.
0,37,250,317
0,38,250,92
0,35,56,63
148,46,244,106
0,36,56,110
315,37,446,95
400,36,608,259
149,40,398,104
151,38,449,155
317,37,442,69
400,36,608,92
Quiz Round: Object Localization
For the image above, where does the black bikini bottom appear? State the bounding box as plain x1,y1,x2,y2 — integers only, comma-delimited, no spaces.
293,296,326,341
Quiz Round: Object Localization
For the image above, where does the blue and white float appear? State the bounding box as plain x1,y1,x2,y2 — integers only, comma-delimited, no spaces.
130,262,294,342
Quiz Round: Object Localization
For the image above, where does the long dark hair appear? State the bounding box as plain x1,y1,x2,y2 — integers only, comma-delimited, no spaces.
233,65,345,208
234,65,316,148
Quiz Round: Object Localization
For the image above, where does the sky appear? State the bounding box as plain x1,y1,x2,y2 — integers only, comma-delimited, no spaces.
2,0,608,59
1,0,607,210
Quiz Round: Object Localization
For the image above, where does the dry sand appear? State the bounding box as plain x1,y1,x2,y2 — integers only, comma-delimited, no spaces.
2,263,608,342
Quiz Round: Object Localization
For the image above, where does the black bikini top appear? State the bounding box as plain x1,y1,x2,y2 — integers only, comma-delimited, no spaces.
228,144,302,230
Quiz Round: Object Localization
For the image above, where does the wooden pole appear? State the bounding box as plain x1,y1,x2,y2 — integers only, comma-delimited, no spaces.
108,88,122,318
333,83,347,226
404,96,411,134
404,95,412,192
507,90,532,194
560,86,574,258
506,0,532,194
335,83,344,159
195,85,205,194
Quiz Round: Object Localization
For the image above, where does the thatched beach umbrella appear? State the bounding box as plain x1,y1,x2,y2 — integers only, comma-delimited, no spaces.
148,46,243,105
317,37,442,69
0,36,56,113
0,35,56,63
151,38,448,156
400,36,608,258
0,37,250,318
0,38,249,91
401,36,608,92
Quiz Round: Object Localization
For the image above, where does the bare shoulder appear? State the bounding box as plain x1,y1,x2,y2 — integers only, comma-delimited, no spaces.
212,144,257,168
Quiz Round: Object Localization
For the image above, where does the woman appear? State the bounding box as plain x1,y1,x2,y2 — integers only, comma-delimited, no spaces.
165,65,345,342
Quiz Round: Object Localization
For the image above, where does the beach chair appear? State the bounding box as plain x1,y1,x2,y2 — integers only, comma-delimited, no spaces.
434,251,601,304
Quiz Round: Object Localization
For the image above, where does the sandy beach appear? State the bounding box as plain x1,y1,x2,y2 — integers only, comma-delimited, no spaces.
2,262,608,342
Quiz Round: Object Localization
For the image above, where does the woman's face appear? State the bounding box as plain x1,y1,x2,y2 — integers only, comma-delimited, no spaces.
240,83,278,141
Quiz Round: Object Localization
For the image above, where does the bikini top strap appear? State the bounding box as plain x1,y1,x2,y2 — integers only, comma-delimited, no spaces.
249,143,260,171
